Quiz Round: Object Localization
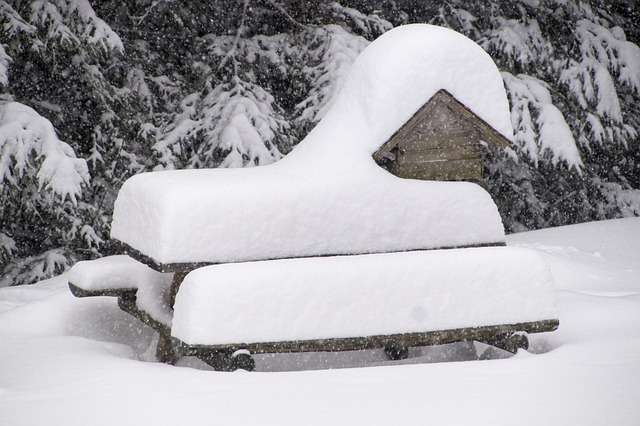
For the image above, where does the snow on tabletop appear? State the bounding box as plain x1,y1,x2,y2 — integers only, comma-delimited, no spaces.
111,24,512,265
172,247,557,345
69,256,173,326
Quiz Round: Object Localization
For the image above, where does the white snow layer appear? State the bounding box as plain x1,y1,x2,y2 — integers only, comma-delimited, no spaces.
111,24,512,265
172,247,557,345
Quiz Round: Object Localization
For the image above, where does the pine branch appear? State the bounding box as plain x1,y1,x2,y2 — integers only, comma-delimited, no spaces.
217,0,248,76
130,0,176,26
264,0,312,30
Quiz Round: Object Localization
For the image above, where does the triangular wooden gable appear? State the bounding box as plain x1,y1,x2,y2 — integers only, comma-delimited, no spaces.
373,89,511,182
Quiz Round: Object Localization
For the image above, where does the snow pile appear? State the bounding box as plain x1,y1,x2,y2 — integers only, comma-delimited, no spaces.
0,101,90,202
285,23,512,165
111,24,512,265
69,256,172,326
172,247,556,345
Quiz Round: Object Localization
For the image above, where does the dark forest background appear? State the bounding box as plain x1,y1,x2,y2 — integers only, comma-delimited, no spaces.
1,0,639,285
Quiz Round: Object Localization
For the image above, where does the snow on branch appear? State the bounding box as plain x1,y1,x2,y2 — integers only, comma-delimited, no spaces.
0,0,37,37
207,79,286,168
130,0,176,26
0,0,41,75
0,248,69,287
0,44,9,87
0,232,15,266
151,26,296,170
503,72,582,171
330,2,392,37
560,20,640,123
126,68,154,113
295,25,368,126
479,16,551,69
153,77,288,170
0,102,90,204
29,0,123,54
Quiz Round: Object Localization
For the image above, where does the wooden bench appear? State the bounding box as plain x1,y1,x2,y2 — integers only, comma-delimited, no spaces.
69,247,559,371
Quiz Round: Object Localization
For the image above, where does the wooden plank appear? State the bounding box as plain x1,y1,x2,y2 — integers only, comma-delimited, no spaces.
398,108,480,152
395,158,483,181
68,282,136,299
180,319,560,356
373,89,511,163
399,133,474,151
396,148,480,165
110,239,211,274
116,294,179,364
373,93,441,161
110,238,506,275
438,90,511,150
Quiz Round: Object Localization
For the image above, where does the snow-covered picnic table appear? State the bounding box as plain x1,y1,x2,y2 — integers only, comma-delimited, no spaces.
69,24,559,371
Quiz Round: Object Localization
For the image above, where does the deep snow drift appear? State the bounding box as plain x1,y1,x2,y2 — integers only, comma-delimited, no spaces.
111,24,512,265
1,218,639,425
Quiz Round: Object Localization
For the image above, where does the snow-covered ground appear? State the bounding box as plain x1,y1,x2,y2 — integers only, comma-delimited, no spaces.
1,218,639,425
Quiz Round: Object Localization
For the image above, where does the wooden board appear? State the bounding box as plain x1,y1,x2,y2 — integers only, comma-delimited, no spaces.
181,319,559,357
396,147,480,165
394,158,483,181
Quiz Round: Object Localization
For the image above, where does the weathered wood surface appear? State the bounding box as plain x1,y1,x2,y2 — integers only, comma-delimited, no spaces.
68,282,136,299
396,147,481,163
374,89,511,183
109,239,210,274
112,238,505,276
392,157,483,181
181,319,559,358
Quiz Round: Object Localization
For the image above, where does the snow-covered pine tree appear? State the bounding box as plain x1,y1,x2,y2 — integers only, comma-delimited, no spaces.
0,0,125,285
1,0,639,284
0,102,90,285
293,3,391,133
482,1,640,229
153,32,294,170
367,0,640,231
294,25,369,132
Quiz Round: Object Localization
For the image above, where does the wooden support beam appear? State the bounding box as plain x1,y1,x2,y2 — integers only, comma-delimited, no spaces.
181,319,559,357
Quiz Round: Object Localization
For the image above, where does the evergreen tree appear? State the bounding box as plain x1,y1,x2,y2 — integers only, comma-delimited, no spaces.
0,0,122,284
0,0,638,285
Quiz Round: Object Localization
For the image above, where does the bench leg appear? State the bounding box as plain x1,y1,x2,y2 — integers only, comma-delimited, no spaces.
384,344,409,361
169,269,190,309
479,332,529,354
156,330,179,365
197,350,256,372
